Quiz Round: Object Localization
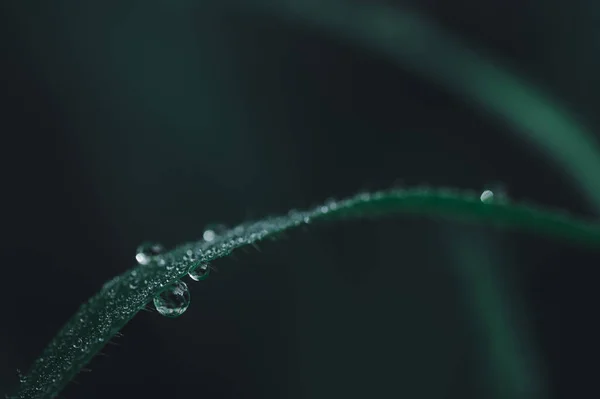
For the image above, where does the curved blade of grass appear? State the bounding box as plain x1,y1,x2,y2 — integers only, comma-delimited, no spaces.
444,230,547,398
236,0,600,210
9,187,600,399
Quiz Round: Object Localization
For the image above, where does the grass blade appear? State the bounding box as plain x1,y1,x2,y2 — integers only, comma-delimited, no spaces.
9,187,600,398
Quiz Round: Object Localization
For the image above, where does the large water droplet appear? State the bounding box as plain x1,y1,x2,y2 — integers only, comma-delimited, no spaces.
188,263,210,281
153,281,190,318
136,242,164,265
203,224,227,242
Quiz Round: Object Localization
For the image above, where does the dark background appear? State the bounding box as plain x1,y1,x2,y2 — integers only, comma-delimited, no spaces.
1,0,598,398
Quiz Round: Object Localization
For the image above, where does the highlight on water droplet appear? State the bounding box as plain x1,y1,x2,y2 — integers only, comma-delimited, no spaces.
188,263,211,281
153,281,190,318
480,190,494,203
203,224,227,242
135,242,165,265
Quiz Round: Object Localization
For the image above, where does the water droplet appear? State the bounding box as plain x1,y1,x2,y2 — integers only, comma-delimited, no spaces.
203,224,228,242
480,190,494,203
153,281,190,318
325,198,338,210
135,242,164,265
483,182,509,202
17,368,26,383
128,281,138,289
72,338,82,349
188,263,210,281
203,230,216,242
183,250,199,266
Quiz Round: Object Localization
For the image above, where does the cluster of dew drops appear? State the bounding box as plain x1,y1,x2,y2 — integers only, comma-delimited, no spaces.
10,190,503,398
133,190,498,319
134,225,226,318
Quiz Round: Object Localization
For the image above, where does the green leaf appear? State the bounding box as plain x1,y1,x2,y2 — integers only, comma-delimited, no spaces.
9,187,600,398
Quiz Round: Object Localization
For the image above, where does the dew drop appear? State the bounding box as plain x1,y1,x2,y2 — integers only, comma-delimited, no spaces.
203,224,227,242
17,368,26,384
480,190,494,203
135,242,165,265
325,198,338,210
203,230,216,242
153,281,190,318
188,263,210,281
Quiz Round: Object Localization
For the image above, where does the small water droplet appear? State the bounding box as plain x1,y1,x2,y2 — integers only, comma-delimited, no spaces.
17,369,26,384
203,224,227,242
480,190,494,203
129,282,138,289
136,242,164,265
188,263,210,281
153,281,190,318
325,198,338,210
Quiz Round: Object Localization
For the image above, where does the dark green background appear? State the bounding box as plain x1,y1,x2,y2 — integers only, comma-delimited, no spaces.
1,1,598,398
